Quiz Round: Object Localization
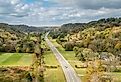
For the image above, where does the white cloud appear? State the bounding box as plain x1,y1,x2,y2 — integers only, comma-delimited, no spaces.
49,0,121,9
0,0,121,26
11,0,20,5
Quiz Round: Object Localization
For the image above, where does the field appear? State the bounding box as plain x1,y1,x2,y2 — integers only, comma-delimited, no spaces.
0,53,33,66
44,51,66,82
112,72,121,82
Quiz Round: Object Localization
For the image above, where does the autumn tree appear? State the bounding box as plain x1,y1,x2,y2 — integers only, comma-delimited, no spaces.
85,60,112,82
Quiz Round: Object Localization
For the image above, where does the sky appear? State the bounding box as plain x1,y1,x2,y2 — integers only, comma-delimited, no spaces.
0,0,121,26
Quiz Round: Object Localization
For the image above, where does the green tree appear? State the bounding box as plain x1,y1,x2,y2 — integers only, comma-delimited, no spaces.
64,42,75,51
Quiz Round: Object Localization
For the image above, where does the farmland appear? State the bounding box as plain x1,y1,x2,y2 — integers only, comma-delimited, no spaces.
44,48,66,82
0,53,33,66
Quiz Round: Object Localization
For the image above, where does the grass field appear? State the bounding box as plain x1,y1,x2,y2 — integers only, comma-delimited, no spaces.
44,51,66,82
112,72,121,82
0,53,33,66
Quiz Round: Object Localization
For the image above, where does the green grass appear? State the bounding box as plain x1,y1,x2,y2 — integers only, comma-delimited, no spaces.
0,53,12,63
16,54,33,66
44,51,59,65
112,72,121,82
0,53,33,66
44,51,66,82
50,39,77,60
1,54,22,65
44,68,66,82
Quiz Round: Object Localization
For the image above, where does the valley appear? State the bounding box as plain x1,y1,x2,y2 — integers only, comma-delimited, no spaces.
0,17,121,82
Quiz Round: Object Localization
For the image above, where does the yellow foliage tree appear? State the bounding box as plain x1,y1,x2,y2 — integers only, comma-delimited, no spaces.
115,41,121,49
85,60,110,82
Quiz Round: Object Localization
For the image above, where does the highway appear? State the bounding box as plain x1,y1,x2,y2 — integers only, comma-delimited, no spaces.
45,32,81,82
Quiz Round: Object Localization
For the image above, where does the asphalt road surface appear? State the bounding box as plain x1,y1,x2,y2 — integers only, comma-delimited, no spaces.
45,32,81,82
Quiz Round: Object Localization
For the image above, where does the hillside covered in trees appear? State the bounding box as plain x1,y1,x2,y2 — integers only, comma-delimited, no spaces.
50,17,121,38
0,23,47,53
51,18,121,67
51,17,121,53
49,17,121,81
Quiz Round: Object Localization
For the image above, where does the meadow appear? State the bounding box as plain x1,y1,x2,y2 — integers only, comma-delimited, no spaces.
0,53,33,66
44,51,66,82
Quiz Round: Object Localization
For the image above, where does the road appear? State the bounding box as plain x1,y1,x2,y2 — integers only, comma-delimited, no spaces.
45,32,81,82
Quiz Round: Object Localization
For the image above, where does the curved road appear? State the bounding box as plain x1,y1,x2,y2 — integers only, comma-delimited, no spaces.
45,32,81,82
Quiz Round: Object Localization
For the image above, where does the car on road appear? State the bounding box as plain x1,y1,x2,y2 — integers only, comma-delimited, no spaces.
65,66,68,68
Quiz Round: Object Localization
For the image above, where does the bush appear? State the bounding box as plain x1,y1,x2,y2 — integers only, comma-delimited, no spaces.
113,68,121,72
75,41,83,48
56,39,62,45
75,65,87,68
0,67,31,82
64,42,75,51
45,65,58,68
75,65,81,68
50,65,58,68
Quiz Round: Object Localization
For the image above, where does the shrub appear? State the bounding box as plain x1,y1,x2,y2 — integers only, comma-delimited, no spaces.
56,39,62,45
75,41,83,48
45,65,58,68
64,42,75,51
113,68,121,72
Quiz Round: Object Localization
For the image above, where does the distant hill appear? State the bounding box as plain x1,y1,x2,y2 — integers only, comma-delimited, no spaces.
0,23,46,33
0,23,47,53
50,17,121,40
61,23,86,33
10,25,45,33
0,23,25,37
60,17,121,34
50,17,121,63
